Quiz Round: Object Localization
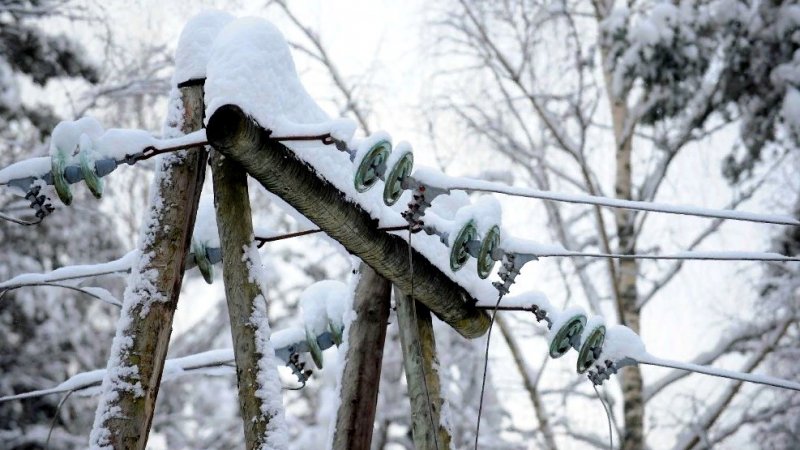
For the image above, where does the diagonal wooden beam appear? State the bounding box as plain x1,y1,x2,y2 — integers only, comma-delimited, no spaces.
331,263,392,449
211,150,287,448
395,288,452,449
206,104,490,339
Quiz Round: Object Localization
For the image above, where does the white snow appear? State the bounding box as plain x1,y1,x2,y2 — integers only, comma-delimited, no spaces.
0,251,137,289
50,116,104,161
636,353,800,392
411,170,800,226
271,326,307,350
242,240,289,449
782,87,800,129
203,17,502,305
300,280,348,336
500,236,567,257
0,156,51,186
597,324,648,362
173,10,235,85
204,16,355,139
193,194,220,248
324,266,358,448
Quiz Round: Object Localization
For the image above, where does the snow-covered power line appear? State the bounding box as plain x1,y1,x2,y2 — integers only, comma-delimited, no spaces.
406,169,800,227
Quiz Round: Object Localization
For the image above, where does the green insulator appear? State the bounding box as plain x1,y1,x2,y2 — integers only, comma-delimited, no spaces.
306,326,324,369
354,140,391,192
328,319,344,346
549,314,586,358
51,149,72,206
577,324,606,374
450,220,478,272
192,240,214,284
477,225,500,279
383,150,413,206
79,141,104,199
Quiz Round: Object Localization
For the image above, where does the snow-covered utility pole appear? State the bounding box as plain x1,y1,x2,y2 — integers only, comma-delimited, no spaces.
205,104,491,339
88,83,207,449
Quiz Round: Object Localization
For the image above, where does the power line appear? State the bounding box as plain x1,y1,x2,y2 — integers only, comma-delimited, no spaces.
407,174,800,226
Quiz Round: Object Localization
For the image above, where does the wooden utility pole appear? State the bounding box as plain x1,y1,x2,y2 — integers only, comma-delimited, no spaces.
211,150,286,448
331,263,392,449
89,84,207,449
395,289,452,450
206,105,491,339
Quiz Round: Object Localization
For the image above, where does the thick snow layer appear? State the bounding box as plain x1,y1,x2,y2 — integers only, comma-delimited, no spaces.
271,326,306,350
242,240,289,449
205,17,355,139
50,117,104,160
0,156,51,186
598,325,648,362
324,267,358,447
500,236,566,257
204,17,501,305
0,251,136,288
193,194,220,248
300,280,348,335
173,10,235,85
783,87,800,129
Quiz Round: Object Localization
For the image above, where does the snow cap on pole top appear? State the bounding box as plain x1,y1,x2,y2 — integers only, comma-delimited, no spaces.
173,10,234,86
205,15,354,139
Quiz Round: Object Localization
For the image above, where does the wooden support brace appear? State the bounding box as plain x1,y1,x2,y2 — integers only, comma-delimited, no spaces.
395,288,452,450
211,151,285,448
89,85,207,449
206,105,490,339
331,263,392,450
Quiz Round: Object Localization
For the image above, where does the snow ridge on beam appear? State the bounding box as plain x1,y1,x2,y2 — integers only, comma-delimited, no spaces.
206,104,491,339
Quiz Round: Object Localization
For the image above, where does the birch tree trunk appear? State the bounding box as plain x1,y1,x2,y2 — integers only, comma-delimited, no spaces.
89,85,207,450
211,151,287,449
603,63,645,450
331,263,391,450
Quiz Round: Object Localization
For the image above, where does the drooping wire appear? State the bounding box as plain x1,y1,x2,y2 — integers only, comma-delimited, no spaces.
592,383,613,450
0,210,41,226
46,389,74,450
474,291,504,450
407,226,441,450
255,225,408,248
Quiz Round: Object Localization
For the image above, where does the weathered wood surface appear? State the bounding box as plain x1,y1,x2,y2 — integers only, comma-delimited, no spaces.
331,263,392,450
211,151,284,449
90,84,207,449
395,289,452,449
206,105,490,339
